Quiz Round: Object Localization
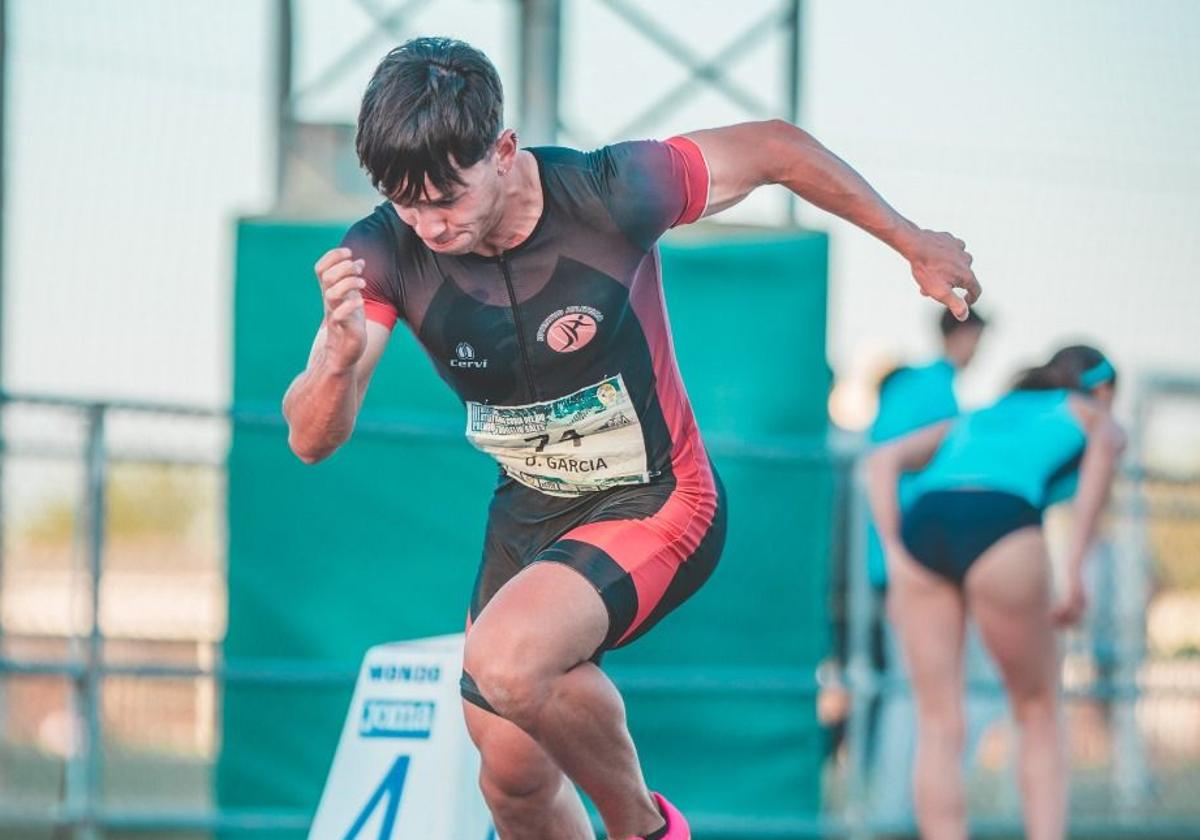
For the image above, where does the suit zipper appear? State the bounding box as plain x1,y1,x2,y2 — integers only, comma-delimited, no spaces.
497,253,539,402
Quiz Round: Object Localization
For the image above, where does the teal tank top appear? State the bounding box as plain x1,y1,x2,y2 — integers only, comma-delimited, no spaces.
910,389,1086,509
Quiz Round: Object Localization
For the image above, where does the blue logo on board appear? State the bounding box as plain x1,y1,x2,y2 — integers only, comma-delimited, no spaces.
359,700,435,739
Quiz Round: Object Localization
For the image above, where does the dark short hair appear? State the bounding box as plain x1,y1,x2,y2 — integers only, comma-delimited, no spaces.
356,37,504,204
939,307,988,338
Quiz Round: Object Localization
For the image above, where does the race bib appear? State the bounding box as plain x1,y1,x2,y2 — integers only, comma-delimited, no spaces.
465,375,649,497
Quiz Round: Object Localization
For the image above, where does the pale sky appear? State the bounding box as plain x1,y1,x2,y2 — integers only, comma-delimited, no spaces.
6,0,1199,460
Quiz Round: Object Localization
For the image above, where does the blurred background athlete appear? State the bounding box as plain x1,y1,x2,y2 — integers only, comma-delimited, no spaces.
867,345,1123,840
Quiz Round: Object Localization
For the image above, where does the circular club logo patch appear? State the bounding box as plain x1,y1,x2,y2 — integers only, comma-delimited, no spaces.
545,313,598,353
597,382,618,406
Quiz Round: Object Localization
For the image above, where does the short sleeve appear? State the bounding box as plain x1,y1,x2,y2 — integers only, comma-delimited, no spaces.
594,137,711,249
339,210,403,330
871,362,959,443
664,136,710,225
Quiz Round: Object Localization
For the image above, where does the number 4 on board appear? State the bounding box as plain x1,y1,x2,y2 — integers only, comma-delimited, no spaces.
342,755,410,840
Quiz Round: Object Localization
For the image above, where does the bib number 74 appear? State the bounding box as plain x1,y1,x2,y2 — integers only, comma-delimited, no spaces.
524,428,584,459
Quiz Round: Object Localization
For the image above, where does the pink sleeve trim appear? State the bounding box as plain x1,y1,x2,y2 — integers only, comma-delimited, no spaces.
363,298,398,330
664,135,711,227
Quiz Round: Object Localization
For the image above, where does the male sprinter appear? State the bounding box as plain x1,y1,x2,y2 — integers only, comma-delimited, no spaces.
284,37,979,840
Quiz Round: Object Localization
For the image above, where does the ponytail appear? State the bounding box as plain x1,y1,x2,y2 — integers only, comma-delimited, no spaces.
1012,344,1116,394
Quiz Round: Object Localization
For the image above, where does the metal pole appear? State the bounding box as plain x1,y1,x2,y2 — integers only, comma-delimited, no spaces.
518,0,561,146
785,0,803,225
0,0,9,650
844,458,876,840
0,0,6,383
76,405,106,840
0,0,9,797
275,0,294,207
1113,381,1151,812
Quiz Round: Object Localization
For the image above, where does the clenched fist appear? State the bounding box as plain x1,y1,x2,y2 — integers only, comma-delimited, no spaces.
314,247,368,371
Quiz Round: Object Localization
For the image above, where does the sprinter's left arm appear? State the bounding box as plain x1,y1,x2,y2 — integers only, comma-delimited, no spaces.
683,120,980,320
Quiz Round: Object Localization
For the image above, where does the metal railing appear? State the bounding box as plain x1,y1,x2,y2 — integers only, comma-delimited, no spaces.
1,388,1199,838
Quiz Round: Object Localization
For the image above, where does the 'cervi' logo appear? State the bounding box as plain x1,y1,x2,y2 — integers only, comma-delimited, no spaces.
451,341,488,369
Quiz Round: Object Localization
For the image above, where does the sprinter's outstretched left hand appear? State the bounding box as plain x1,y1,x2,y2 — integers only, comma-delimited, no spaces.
907,230,980,321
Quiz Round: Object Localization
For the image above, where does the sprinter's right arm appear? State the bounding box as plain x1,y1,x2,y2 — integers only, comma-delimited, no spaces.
283,247,392,464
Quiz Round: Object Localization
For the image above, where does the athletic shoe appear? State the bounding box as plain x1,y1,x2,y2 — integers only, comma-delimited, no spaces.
638,791,690,840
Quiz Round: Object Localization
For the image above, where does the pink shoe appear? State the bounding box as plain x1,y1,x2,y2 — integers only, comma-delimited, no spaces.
637,792,690,840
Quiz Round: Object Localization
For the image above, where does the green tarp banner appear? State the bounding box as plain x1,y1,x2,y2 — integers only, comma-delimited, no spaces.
220,219,832,836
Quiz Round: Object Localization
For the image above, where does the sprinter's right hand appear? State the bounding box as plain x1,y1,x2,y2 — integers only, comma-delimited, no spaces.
314,247,368,370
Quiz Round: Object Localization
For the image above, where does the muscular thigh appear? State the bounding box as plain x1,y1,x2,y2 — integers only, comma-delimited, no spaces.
470,560,611,679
